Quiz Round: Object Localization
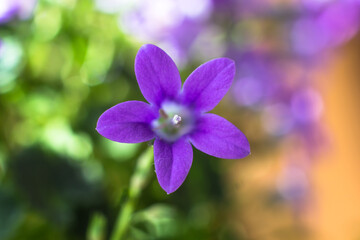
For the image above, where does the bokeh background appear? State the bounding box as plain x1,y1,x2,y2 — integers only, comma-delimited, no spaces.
1,0,360,239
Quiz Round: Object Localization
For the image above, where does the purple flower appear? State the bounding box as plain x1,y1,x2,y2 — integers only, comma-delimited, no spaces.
96,44,250,194
0,0,37,24
0,1,18,23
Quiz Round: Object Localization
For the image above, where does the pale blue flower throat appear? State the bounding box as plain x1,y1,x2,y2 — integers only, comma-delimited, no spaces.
152,101,194,142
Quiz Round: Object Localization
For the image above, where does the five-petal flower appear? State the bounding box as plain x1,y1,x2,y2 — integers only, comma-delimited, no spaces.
96,44,250,194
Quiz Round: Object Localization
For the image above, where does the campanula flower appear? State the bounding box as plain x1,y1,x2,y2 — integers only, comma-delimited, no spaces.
96,44,250,194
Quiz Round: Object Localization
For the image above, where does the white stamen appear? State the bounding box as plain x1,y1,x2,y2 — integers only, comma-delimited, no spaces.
172,114,182,125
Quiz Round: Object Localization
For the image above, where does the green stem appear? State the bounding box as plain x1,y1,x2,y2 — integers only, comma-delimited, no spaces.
110,146,154,240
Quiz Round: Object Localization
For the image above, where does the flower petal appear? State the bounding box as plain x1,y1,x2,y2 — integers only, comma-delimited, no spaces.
135,44,182,106
96,101,157,143
154,138,193,194
189,113,250,159
181,58,235,112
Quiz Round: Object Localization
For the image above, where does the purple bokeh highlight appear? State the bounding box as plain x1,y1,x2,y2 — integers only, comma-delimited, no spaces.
0,0,37,24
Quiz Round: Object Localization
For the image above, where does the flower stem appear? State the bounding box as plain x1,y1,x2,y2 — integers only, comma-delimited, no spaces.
110,146,154,240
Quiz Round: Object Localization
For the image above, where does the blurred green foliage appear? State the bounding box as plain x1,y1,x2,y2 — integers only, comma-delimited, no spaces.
0,0,238,239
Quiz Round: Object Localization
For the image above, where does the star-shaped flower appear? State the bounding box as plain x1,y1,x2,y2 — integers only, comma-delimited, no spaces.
96,44,250,194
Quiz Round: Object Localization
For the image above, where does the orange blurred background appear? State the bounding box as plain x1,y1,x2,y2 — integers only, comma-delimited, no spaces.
226,35,360,240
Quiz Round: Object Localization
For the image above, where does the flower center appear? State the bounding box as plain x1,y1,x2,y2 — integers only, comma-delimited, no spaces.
152,102,194,142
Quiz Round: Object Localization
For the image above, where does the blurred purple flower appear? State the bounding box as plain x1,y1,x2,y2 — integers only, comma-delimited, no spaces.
260,86,323,136
229,51,281,107
0,2,17,23
317,1,360,47
105,0,214,65
277,163,309,205
96,44,250,194
291,88,323,124
291,17,327,57
291,1,360,57
0,0,37,24
300,0,334,10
